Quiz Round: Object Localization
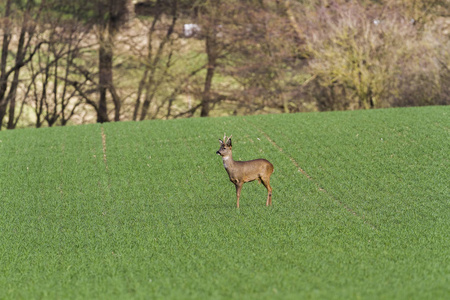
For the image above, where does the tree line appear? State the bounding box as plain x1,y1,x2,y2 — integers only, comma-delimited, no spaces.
0,0,448,129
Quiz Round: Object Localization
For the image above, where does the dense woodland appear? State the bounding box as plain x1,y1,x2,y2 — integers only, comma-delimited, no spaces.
0,0,449,129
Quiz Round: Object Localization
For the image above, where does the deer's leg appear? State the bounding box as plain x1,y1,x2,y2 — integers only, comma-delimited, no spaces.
235,182,243,208
261,177,272,206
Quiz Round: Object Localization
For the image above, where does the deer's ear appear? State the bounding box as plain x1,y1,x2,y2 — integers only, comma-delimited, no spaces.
226,139,232,146
219,139,223,144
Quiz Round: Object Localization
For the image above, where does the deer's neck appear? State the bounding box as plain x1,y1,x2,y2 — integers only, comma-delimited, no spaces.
222,155,234,170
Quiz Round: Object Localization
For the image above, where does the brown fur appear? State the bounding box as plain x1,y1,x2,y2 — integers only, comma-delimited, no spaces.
217,135,274,208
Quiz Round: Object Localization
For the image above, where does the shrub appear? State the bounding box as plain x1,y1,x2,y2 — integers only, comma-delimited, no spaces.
302,2,449,110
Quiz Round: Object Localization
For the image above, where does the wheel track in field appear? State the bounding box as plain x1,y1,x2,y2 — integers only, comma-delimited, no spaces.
244,118,377,230
100,125,114,220
101,126,108,170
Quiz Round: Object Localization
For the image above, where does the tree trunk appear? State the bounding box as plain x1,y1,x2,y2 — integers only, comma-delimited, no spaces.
200,33,217,117
7,1,33,130
138,2,177,120
97,31,112,123
6,74,18,129
1,0,40,129
133,69,148,121
6,28,27,130
110,84,121,121
139,85,153,121
0,0,12,129
200,65,215,117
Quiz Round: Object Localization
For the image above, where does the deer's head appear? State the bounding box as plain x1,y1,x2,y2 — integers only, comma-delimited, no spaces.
216,134,232,156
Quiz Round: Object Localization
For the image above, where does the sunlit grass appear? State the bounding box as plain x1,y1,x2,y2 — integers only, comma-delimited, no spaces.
0,106,448,299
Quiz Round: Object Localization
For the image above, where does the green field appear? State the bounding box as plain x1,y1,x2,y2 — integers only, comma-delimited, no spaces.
0,106,449,299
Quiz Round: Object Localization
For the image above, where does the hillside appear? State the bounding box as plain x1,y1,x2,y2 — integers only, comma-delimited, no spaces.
0,106,449,299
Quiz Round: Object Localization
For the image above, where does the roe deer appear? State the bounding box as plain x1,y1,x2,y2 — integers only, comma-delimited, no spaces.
216,134,274,208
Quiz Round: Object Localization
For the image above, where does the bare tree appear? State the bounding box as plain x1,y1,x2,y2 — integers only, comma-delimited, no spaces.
1,0,448,129
0,0,45,130
197,0,226,117
25,18,91,128
93,0,130,122
171,0,242,118
132,0,179,121
128,0,217,120
197,0,308,115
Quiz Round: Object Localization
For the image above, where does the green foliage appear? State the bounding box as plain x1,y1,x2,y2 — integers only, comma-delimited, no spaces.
0,106,449,299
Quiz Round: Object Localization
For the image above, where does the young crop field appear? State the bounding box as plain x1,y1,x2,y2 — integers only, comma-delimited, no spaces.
0,106,449,299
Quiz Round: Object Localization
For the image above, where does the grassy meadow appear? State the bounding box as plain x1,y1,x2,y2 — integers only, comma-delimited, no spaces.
0,106,449,299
